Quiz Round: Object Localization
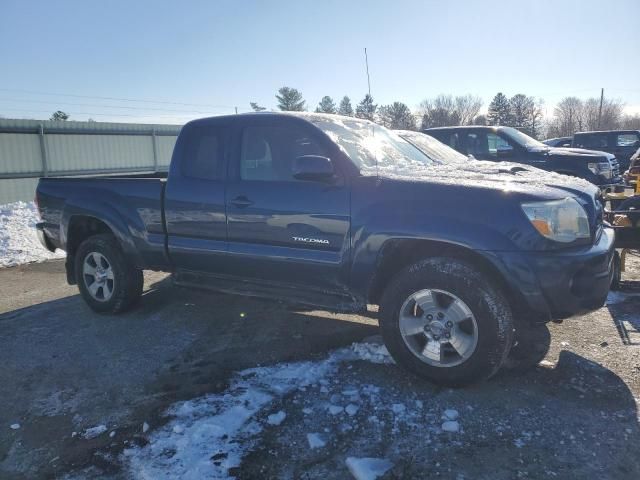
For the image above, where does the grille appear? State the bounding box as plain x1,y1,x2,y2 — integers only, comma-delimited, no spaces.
611,157,620,177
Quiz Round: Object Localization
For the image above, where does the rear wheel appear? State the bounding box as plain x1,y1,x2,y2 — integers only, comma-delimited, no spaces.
75,234,143,314
379,258,514,387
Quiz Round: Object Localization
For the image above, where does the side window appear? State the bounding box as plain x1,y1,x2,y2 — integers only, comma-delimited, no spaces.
487,133,515,159
181,125,226,180
577,134,607,149
446,132,461,151
617,133,640,147
464,132,484,156
240,125,326,181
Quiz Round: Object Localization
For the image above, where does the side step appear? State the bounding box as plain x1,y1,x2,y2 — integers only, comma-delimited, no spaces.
172,270,366,314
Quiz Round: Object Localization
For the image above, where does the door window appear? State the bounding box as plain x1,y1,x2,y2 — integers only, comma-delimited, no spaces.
487,133,515,160
240,125,326,181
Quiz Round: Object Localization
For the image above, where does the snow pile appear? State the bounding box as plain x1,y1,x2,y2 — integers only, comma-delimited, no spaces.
83,425,107,439
0,201,65,267
123,342,388,480
345,457,394,480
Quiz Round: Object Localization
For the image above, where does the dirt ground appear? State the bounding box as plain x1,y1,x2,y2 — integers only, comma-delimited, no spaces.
1,258,639,479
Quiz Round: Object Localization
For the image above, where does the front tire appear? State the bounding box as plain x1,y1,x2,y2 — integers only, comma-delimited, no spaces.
379,258,514,387
75,234,143,314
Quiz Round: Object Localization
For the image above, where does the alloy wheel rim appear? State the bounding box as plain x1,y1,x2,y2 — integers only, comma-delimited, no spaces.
83,252,115,302
399,289,478,367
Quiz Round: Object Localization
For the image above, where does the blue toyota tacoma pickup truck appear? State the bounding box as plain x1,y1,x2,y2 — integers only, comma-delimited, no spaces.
35,113,615,386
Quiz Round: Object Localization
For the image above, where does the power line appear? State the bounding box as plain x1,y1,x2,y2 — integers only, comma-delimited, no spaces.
0,107,209,119
0,96,231,114
0,88,236,109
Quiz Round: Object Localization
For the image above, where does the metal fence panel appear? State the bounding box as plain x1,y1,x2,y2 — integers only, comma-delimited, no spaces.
0,133,42,174
0,118,183,202
46,134,155,172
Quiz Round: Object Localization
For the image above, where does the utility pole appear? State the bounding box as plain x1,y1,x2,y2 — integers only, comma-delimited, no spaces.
235,106,238,115
364,48,371,97
597,88,604,129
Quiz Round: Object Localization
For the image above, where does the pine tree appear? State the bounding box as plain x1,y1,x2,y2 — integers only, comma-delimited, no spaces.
355,94,377,121
50,110,69,121
315,96,337,114
275,87,306,111
338,96,354,116
378,102,416,130
487,93,511,126
250,102,266,112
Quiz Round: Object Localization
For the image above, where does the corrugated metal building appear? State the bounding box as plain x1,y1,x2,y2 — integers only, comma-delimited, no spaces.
0,118,182,204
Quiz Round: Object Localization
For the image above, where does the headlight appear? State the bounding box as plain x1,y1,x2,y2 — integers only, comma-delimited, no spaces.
588,162,612,178
521,198,590,243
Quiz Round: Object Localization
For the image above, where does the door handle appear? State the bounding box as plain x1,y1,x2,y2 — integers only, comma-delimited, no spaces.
231,196,254,208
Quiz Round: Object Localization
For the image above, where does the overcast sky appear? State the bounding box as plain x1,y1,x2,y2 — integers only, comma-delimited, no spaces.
1,0,639,124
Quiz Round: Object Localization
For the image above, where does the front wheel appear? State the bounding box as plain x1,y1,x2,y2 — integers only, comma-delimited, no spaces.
379,258,514,387
75,234,143,314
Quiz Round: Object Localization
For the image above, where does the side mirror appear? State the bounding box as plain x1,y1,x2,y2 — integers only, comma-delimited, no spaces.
293,155,334,181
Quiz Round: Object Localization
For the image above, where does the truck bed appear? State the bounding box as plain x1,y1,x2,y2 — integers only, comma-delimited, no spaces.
36,174,170,271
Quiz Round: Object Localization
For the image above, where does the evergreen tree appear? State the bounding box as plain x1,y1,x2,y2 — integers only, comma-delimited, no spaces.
473,114,487,125
338,96,354,116
487,93,511,126
250,102,266,112
315,96,337,114
50,110,69,121
378,102,416,130
275,87,306,111
355,94,377,121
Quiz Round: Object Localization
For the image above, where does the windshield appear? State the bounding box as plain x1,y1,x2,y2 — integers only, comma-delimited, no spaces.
397,130,468,164
501,127,547,149
308,115,434,174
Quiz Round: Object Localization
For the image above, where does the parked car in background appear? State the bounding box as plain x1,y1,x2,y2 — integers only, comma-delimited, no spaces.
36,113,614,387
424,126,622,189
572,130,640,172
543,136,572,148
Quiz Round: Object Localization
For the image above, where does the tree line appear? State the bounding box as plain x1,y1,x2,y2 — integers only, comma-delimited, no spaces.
253,87,640,139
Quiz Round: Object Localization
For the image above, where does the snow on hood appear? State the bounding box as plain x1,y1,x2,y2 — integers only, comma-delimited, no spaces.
366,158,598,197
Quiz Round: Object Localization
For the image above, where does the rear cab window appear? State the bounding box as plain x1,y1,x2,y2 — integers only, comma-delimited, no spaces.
179,123,228,180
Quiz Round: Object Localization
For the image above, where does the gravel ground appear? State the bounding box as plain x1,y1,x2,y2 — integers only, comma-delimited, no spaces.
1,258,639,479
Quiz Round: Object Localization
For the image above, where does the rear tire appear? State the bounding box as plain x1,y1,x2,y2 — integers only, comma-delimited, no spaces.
75,234,143,314
379,257,514,387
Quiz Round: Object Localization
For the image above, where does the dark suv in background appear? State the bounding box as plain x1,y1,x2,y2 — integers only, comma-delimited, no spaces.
424,126,622,188
572,130,640,172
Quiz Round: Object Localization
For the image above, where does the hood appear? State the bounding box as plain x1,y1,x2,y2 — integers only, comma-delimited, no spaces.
544,146,615,161
369,159,599,201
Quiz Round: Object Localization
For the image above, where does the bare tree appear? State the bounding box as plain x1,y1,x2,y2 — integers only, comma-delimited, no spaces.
552,97,584,137
582,97,624,130
454,95,483,125
419,95,460,129
621,114,640,130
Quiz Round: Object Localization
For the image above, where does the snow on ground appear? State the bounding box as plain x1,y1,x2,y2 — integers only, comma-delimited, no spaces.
123,342,395,480
0,201,65,267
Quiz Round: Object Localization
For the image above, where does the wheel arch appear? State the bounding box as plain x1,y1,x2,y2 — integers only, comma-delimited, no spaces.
368,238,527,317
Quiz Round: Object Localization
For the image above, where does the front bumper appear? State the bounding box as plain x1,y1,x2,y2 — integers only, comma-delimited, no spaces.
486,226,615,322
